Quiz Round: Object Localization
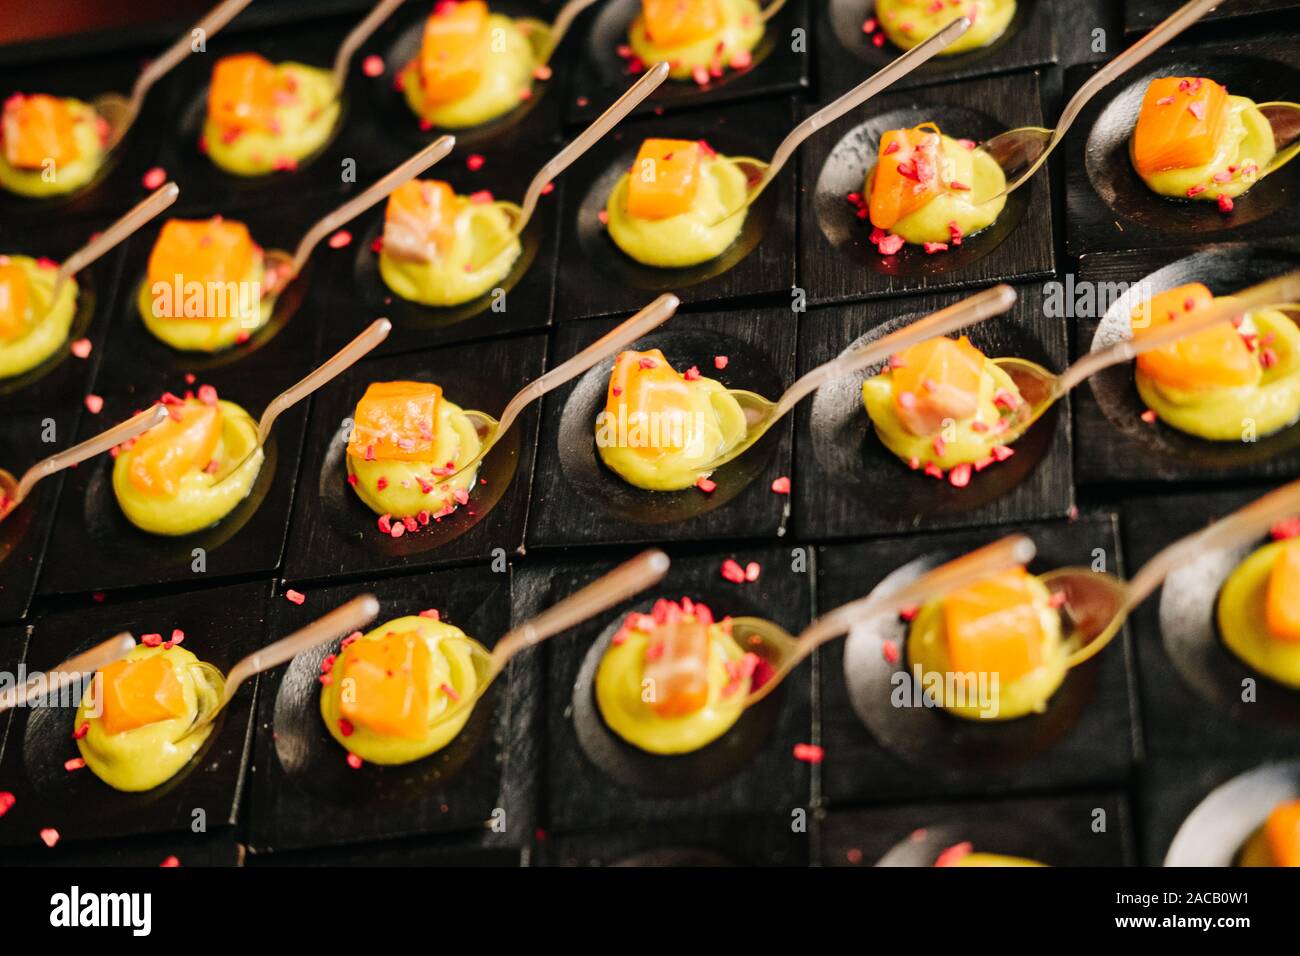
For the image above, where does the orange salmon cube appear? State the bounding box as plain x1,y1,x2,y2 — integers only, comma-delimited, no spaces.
96,656,189,736
340,630,433,739
1131,283,1257,391
382,180,459,262
208,54,282,134
1266,539,1300,643
0,262,30,341
626,139,702,220
1265,800,1300,867
606,349,695,458
128,402,222,497
942,568,1045,684
419,0,490,105
891,335,986,437
869,125,944,231
147,218,259,303
1132,77,1229,177
348,381,442,462
643,614,711,717
642,0,723,47
2,93,79,169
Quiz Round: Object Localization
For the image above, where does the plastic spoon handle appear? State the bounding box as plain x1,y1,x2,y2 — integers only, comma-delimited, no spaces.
14,405,168,505
128,0,257,119
1058,270,1300,393
220,594,380,707
288,136,456,277
256,319,391,446
0,633,135,715
490,550,670,672
540,0,602,62
1128,478,1300,609
772,284,1017,419
53,183,179,301
761,0,790,21
331,0,406,90
1006,0,1219,193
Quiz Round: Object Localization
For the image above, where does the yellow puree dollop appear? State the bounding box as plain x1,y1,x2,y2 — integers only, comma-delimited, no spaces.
0,256,77,379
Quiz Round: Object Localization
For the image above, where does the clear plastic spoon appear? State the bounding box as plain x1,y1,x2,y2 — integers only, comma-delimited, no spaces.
704,16,971,226
440,293,682,482
0,405,168,524
178,594,381,741
468,62,670,269
0,633,136,715
331,0,407,92
991,271,1300,444
95,0,257,151
535,0,603,65
973,0,1220,201
697,283,1018,471
731,535,1036,707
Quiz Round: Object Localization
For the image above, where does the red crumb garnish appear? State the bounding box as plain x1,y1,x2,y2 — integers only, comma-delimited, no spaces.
923,463,944,480
714,355,729,370
440,682,461,703
327,230,352,249
695,476,717,493
0,792,15,819
197,383,218,405
882,639,900,664
948,463,972,488
165,628,184,648
597,209,610,225
419,608,441,620
160,856,180,868
793,743,824,764
1271,517,1300,540
770,476,791,495
70,338,92,359
720,558,746,583
745,561,760,582
39,828,60,848
142,166,166,191
683,365,701,381
285,589,306,605
84,394,104,414
141,633,163,647
72,723,89,740
362,54,384,77
534,64,553,81
1218,193,1234,214
877,233,905,255
923,241,949,254
466,153,485,171
64,757,85,773
934,841,973,867
899,604,919,622
346,753,362,770
1140,409,1158,424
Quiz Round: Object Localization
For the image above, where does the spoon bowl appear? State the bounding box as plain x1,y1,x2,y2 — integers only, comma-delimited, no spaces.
1257,101,1300,177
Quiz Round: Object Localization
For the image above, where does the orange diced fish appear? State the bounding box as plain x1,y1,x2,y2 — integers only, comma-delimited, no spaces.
891,335,986,437
382,179,459,262
2,93,79,169
1131,77,1229,176
1131,282,1256,391
340,630,433,739
1265,800,1300,867
606,349,695,458
625,138,702,220
642,0,723,47
207,53,282,134
643,613,711,717
147,218,259,296
869,125,944,231
348,381,442,462
419,0,490,105
96,656,189,736
0,261,30,341
128,402,222,497
1266,539,1300,643
942,568,1045,684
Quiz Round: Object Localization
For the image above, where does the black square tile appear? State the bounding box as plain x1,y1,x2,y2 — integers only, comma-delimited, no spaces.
0,580,272,847
0,623,30,764
1073,241,1300,485
1062,38,1300,258
816,0,1057,99
561,0,810,124
521,546,814,833
247,565,541,853
798,71,1055,306
282,331,545,584
794,282,1073,540
554,97,799,321
3,827,245,867
531,814,809,865
815,514,1139,806
527,306,796,550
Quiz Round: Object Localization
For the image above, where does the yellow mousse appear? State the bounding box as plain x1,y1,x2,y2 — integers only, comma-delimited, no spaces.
628,0,764,82
1218,537,1300,690
0,255,77,379
0,92,106,197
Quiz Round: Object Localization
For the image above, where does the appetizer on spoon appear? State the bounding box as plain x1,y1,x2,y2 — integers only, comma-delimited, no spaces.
1,183,178,379
319,550,668,765
625,0,786,85
868,0,1014,56
0,0,253,197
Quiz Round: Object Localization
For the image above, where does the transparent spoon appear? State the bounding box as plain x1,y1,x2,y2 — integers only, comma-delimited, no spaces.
212,317,392,486
468,62,670,269
178,594,380,742
991,270,1300,444
705,16,971,226
1037,475,1300,672
440,292,682,482
426,549,670,724
535,0,603,65
973,0,1220,201
697,283,1018,471
258,136,456,303
0,633,135,715
95,0,256,151
331,0,407,92
0,404,168,524
50,182,180,305
1256,100,1300,178
732,535,1036,707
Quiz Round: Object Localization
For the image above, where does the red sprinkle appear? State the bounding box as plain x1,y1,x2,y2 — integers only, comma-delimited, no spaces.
934,841,973,867
141,633,163,647
346,753,363,770
882,640,900,664
793,743,824,764
1140,409,1158,424
1218,193,1234,214
720,558,746,583
0,792,13,818
70,338,92,359
877,233,905,255
948,463,972,488
1270,517,1300,540
39,828,60,848
714,355,729,370
466,153,485,171
744,561,761,582
770,476,791,495
72,723,89,740
64,757,86,773
142,166,166,191
362,54,384,78
695,476,717,493
327,230,352,249
84,394,104,414
419,608,441,620
160,855,180,868
285,589,306,605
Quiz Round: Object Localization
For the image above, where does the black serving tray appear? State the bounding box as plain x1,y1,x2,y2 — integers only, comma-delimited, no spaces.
816,513,1139,807
794,282,1073,541
527,306,797,549
798,71,1055,306
247,830,520,866
561,0,809,125
1120,483,1300,762
0,624,30,768
1073,242,1300,485
519,546,814,833
1062,37,1300,258
247,565,540,853
821,790,1134,866
281,331,545,585
3,827,245,867
1125,0,1300,33
553,97,799,321
0,579,271,848
816,0,1058,99
530,813,810,866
